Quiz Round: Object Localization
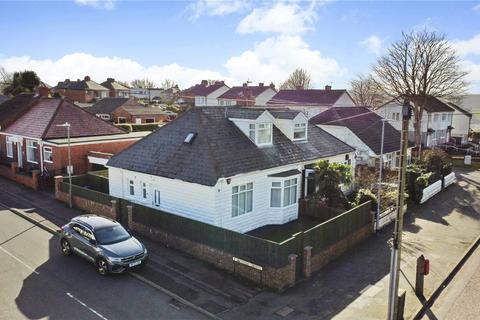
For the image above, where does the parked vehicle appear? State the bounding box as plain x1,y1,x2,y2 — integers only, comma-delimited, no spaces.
60,215,148,275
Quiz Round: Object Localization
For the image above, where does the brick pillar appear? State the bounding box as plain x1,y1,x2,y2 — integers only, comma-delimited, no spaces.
11,162,18,175
31,170,40,191
111,200,119,221
303,246,312,278
288,254,298,288
54,176,63,199
127,205,133,229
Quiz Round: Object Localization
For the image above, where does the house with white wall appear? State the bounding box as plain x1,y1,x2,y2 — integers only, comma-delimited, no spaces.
180,80,229,106
458,94,480,131
376,96,455,148
446,102,472,145
217,83,277,106
106,107,355,233
266,86,356,119
311,106,410,168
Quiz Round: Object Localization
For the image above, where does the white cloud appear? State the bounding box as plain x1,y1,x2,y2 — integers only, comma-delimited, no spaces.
74,0,116,10
189,0,250,19
460,60,480,93
237,2,317,35
474,4,480,12
452,34,480,56
359,35,383,55
225,35,345,87
0,53,226,88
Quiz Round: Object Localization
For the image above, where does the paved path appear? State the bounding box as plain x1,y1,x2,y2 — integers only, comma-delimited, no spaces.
422,242,480,320
222,168,480,320
0,208,207,320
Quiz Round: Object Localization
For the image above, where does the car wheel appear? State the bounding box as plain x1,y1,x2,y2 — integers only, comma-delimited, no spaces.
96,258,109,276
61,239,72,256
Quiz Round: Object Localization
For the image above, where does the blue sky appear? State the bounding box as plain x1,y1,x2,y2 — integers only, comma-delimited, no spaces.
1,0,479,92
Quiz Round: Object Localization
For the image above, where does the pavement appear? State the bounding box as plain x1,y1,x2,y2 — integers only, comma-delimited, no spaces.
1,167,479,320
0,207,208,320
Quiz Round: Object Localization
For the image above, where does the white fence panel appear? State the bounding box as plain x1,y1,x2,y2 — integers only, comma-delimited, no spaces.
420,180,442,204
443,172,457,188
377,205,408,230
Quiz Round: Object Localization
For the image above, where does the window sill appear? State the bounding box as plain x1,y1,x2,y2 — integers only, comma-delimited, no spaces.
27,160,38,164
44,160,53,163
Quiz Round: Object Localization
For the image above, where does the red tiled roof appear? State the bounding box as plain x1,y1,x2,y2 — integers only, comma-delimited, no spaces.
267,89,348,106
4,98,125,139
0,94,40,129
218,86,271,99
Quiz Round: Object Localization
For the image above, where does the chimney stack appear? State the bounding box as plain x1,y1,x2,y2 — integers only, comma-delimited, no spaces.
258,82,264,87
242,82,247,88
296,85,304,90
325,85,332,91
84,76,91,81
107,77,114,82
201,80,208,86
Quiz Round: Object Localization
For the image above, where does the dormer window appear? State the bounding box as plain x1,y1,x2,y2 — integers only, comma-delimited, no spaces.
293,122,307,140
249,123,272,146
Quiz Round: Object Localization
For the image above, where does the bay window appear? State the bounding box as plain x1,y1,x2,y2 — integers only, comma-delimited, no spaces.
293,123,307,140
26,140,38,163
232,183,253,217
270,178,298,208
6,136,13,158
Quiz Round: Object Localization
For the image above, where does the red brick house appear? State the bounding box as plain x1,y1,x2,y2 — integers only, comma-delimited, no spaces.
54,76,109,104
100,78,130,98
88,97,174,124
0,94,147,188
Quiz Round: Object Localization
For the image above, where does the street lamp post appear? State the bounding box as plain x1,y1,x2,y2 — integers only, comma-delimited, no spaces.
57,122,72,208
387,100,412,320
376,119,387,232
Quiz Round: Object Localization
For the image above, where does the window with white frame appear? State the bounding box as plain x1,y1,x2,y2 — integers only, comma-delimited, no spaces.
128,180,135,196
293,123,307,140
270,178,298,208
232,183,253,217
26,140,38,163
99,114,110,120
153,189,160,207
433,114,439,122
6,136,14,158
442,113,446,121
141,182,148,199
43,146,53,163
248,123,272,146
385,153,393,167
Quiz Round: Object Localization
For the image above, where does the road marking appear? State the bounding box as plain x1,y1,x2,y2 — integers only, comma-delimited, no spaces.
66,292,109,320
0,245,39,275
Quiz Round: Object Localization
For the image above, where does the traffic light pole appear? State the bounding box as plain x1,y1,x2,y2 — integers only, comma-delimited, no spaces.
387,100,412,320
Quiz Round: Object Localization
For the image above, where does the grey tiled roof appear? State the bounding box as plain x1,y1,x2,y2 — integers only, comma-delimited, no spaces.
107,107,354,186
89,98,130,114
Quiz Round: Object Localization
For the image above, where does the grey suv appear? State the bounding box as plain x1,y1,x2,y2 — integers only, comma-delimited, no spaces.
60,215,148,275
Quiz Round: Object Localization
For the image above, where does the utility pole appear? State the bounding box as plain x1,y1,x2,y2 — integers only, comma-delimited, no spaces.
376,118,387,231
387,99,412,320
57,122,72,208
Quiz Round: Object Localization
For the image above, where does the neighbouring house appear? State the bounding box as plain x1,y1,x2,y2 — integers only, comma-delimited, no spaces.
101,78,130,98
217,83,277,106
106,107,355,233
88,97,173,123
180,80,229,106
446,102,472,145
311,106,410,168
266,86,356,118
129,87,165,101
458,94,480,131
376,96,455,148
54,76,109,105
0,95,148,185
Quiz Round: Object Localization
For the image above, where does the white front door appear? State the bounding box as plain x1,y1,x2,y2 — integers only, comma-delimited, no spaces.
153,189,161,207
16,142,23,168
135,118,142,124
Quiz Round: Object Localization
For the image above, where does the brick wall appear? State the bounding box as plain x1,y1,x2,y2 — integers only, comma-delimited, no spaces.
0,162,39,190
112,107,168,124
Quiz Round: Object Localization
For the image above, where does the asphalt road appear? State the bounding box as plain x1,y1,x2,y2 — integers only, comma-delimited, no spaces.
0,208,208,320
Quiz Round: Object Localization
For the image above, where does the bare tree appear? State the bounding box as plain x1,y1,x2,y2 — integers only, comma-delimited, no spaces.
160,79,177,90
0,66,12,93
373,30,468,148
280,68,312,90
130,78,156,89
350,74,387,108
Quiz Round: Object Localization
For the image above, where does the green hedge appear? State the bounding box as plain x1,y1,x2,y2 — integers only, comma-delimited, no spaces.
131,123,161,132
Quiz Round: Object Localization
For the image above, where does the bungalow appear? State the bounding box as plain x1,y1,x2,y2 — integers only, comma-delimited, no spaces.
106,107,355,233
311,107,409,168
376,96,455,148
180,80,229,106
88,97,173,124
54,76,109,105
266,86,356,118
0,94,148,181
100,78,130,98
217,83,277,106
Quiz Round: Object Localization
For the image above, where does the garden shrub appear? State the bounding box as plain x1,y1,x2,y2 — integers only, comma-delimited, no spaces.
116,124,132,132
355,189,377,211
131,123,161,132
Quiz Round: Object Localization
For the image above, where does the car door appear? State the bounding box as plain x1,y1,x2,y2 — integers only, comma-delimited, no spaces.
71,224,95,262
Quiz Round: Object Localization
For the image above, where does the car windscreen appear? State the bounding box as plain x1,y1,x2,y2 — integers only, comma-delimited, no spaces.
94,225,131,245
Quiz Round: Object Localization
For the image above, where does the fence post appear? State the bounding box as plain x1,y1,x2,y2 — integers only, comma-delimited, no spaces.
31,170,40,191
54,176,63,200
127,205,133,229
11,162,18,175
303,246,312,278
111,199,119,221
288,254,297,288
415,255,425,297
